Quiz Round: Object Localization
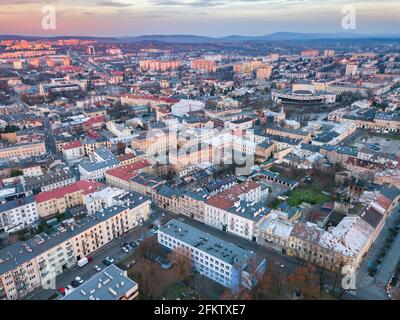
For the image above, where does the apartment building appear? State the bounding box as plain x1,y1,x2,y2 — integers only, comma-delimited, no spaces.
191,59,217,73
0,195,39,233
139,60,180,72
82,137,112,156
129,173,165,198
158,220,266,289
169,143,214,175
34,180,105,218
62,265,139,300
105,160,150,190
131,128,177,157
0,194,150,300
178,190,209,223
265,126,312,143
24,167,76,193
204,181,266,240
0,141,46,160
61,140,85,163
83,186,125,216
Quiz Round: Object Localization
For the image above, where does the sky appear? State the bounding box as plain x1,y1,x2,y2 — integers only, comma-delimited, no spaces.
0,0,400,37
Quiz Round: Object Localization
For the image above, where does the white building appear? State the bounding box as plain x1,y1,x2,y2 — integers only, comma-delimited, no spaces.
158,220,266,289
171,99,205,117
106,121,132,138
62,140,85,163
0,196,39,233
205,181,266,240
346,64,358,76
78,147,120,181
83,187,126,215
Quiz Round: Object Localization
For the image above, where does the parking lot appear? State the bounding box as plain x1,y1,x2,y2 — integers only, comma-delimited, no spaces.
346,130,400,154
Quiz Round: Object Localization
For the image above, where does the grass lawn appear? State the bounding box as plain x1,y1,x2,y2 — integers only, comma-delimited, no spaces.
286,187,329,207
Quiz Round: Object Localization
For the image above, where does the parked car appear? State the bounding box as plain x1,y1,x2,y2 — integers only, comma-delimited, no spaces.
121,242,128,248
58,287,66,296
94,265,102,272
103,257,114,266
70,280,80,288
122,247,130,253
129,241,137,248
75,276,84,284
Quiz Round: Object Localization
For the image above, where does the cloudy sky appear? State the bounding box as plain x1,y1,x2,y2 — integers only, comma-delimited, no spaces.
1,0,399,37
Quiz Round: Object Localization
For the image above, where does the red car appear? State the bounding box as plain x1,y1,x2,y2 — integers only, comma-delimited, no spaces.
58,287,66,296
87,256,93,263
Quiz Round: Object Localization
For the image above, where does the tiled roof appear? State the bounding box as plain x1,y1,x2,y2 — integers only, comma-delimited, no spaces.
35,180,105,203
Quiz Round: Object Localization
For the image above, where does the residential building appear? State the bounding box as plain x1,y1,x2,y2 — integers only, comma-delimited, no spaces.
158,219,266,289
34,180,105,218
62,265,139,300
0,195,38,233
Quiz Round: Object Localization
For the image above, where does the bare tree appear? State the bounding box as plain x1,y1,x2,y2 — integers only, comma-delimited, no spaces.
283,264,321,300
168,246,193,285
129,259,163,299
135,235,163,260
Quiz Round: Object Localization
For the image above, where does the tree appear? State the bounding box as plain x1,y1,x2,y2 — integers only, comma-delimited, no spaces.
135,235,163,260
9,169,23,177
219,287,252,300
168,246,193,284
283,264,321,300
238,259,282,300
129,259,164,299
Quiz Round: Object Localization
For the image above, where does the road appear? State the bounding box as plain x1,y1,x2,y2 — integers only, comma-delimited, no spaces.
355,204,400,300
43,115,58,157
26,209,168,300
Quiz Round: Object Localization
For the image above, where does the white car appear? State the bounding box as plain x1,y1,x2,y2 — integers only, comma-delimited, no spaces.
75,276,84,284
94,265,102,272
122,247,130,253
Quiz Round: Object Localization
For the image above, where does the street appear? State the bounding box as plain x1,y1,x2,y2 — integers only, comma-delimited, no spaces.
355,204,400,300
26,208,167,300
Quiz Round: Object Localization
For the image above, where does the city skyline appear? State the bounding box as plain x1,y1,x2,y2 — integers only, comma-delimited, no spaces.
1,0,400,37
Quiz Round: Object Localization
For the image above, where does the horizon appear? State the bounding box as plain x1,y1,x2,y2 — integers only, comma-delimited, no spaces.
2,31,400,39
1,1,400,37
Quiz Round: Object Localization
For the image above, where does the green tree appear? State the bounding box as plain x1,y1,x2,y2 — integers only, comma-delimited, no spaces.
9,169,23,177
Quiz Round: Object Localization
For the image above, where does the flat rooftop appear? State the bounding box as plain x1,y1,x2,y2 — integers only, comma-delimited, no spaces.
159,219,262,268
62,265,138,300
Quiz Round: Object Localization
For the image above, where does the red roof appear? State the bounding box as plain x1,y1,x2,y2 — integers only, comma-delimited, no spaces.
112,71,124,76
120,93,179,104
206,181,261,210
85,116,105,125
116,153,137,162
63,140,82,150
86,130,100,139
206,195,233,210
35,180,105,203
106,160,149,182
